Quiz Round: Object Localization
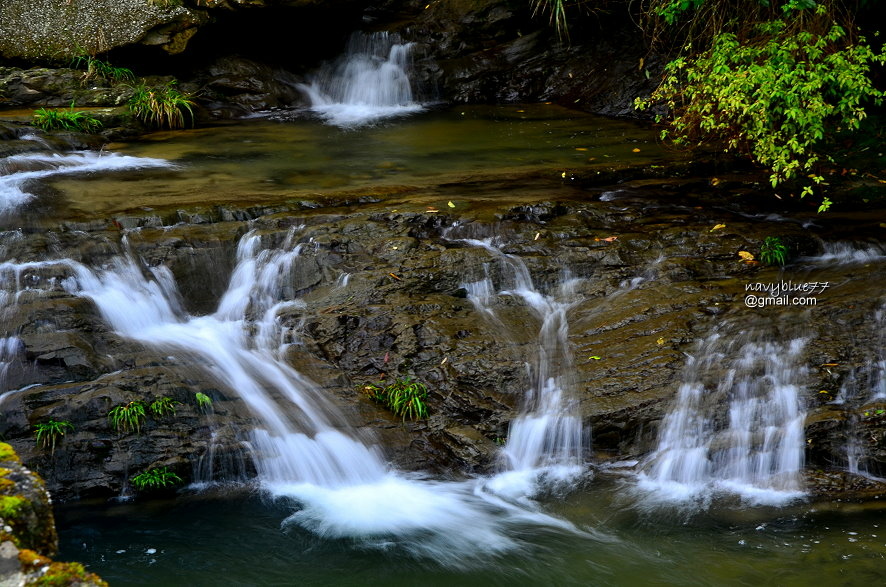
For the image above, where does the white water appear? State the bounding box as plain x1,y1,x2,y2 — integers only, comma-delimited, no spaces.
638,330,808,506
0,150,170,214
299,32,423,127
460,238,586,498
26,230,586,565
802,241,886,265
0,336,24,392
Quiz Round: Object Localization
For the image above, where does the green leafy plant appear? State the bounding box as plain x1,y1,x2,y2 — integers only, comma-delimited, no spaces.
149,396,181,418
33,419,74,455
130,466,182,491
127,81,195,130
636,6,885,213
195,392,213,410
32,105,102,133
71,54,134,84
108,401,147,435
360,376,429,421
531,0,572,40
759,236,789,266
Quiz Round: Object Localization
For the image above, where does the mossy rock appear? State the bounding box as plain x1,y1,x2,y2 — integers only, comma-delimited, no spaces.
0,444,57,555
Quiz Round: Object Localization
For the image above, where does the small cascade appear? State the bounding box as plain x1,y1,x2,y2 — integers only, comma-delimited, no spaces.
0,336,25,392
802,241,886,265
62,230,389,489
639,328,808,505
1,143,170,214
9,229,585,564
835,302,886,478
299,31,423,127
459,238,586,496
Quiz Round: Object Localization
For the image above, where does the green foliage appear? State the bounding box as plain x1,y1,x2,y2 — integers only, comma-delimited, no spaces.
33,419,74,455
108,401,147,435
359,376,429,421
636,13,884,210
195,392,213,410
32,105,102,134
532,0,573,40
130,466,182,491
149,396,181,418
71,54,134,84
760,236,789,266
127,81,195,130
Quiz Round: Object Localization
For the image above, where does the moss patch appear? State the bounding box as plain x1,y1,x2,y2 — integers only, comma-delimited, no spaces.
18,549,108,587
0,442,19,463
0,494,27,519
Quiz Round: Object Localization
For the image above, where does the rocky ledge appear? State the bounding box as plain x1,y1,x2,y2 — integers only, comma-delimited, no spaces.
0,169,885,502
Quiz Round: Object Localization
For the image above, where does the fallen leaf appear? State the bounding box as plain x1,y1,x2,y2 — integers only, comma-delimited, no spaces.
384,352,390,364
588,356,602,360
818,390,831,394
426,207,439,213
711,177,721,186
632,148,641,153
440,357,448,365
820,363,839,367
601,236,618,242
710,223,726,232
738,251,755,261
388,273,401,281
447,201,455,208
656,337,665,345
534,232,541,240
575,147,588,151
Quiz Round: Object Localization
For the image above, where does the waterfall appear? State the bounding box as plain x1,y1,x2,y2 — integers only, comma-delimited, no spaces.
639,328,808,506
459,238,586,497
835,302,886,478
1,146,170,215
3,229,585,564
299,31,423,127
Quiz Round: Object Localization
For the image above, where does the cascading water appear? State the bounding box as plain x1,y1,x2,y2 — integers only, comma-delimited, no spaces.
299,31,423,127
11,229,586,565
0,143,170,214
458,238,586,497
638,327,808,505
833,301,886,478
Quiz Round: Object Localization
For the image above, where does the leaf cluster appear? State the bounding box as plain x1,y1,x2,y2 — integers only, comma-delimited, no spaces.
32,106,102,134
71,54,134,84
759,236,789,265
130,466,182,491
637,13,884,212
359,376,430,421
128,81,195,130
149,396,181,418
33,419,74,454
108,401,147,435
194,392,213,410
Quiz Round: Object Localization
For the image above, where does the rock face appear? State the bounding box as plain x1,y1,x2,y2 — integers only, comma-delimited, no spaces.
0,443,105,586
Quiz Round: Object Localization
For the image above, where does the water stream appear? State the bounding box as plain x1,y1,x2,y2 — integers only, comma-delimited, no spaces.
457,237,586,498
33,230,584,566
639,327,808,506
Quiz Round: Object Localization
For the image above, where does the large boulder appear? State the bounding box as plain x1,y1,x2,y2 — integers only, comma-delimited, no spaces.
0,0,210,60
